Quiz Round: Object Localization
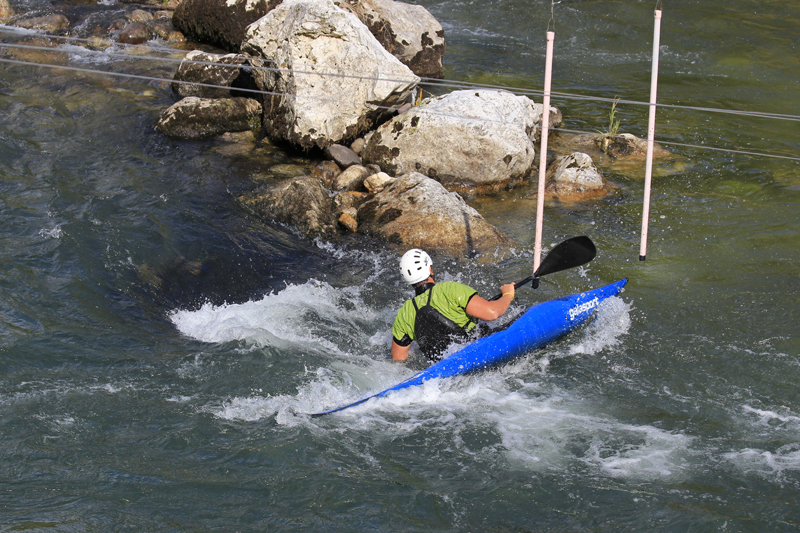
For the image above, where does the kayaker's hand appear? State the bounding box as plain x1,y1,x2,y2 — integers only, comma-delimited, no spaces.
500,283,515,299
531,277,540,289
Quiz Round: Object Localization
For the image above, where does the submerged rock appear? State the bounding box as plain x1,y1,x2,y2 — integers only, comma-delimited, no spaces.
118,22,151,45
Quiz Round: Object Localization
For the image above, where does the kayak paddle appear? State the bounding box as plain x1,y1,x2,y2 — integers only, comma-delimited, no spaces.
489,236,596,301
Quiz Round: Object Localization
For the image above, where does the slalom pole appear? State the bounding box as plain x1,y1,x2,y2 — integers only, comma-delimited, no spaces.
639,8,662,261
534,30,555,273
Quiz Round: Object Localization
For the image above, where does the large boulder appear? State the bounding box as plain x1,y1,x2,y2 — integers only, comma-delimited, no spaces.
357,172,509,257
239,176,338,238
155,96,262,140
361,89,559,193
240,0,419,150
340,0,445,78
172,0,282,52
171,50,257,99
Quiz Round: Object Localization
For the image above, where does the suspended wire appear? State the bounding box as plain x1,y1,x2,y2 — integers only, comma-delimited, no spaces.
1,35,799,163
0,33,800,122
2,32,799,124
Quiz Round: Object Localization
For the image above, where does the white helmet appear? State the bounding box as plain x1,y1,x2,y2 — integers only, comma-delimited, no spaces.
400,249,432,285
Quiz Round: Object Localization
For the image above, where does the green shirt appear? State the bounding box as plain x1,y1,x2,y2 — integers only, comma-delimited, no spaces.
392,281,478,346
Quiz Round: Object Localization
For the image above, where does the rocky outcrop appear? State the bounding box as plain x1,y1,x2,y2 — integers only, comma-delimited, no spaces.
240,0,419,150
340,0,445,78
361,89,559,193
171,51,258,99
357,172,509,257
545,152,610,201
234,168,509,257
239,176,338,237
155,96,262,140
172,0,282,52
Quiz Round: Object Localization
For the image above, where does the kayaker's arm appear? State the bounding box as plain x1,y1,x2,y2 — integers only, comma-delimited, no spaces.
391,339,410,361
466,283,515,321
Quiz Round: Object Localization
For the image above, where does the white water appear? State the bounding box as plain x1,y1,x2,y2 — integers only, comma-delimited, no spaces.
166,282,701,483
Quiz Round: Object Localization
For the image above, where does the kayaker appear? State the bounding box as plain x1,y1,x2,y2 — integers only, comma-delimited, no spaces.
391,248,516,362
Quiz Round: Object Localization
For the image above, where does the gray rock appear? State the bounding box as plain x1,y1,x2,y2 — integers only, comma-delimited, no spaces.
171,50,256,99
173,0,282,52
334,191,362,215
362,89,558,193
545,152,609,200
325,144,362,168
350,138,366,155
311,160,342,187
340,0,446,78
128,9,153,23
239,176,337,238
357,172,509,257
332,165,370,191
16,14,70,32
155,96,262,140
241,0,419,149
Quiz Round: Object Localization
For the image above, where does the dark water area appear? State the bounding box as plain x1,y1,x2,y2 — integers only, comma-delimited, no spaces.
1,0,799,531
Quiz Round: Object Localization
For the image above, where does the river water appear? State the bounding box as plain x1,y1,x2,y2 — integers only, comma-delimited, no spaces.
1,0,799,530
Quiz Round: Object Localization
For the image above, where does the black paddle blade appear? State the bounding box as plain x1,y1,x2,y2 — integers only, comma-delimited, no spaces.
488,236,596,301
533,236,596,278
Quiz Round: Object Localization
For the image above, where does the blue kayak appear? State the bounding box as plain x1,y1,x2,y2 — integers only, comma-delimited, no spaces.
312,278,628,417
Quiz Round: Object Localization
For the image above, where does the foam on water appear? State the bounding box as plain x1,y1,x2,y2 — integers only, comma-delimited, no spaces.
723,445,800,476
169,279,386,355
568,296,632,356
722,404,800,479
200,291,689,481
742,405,800,428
